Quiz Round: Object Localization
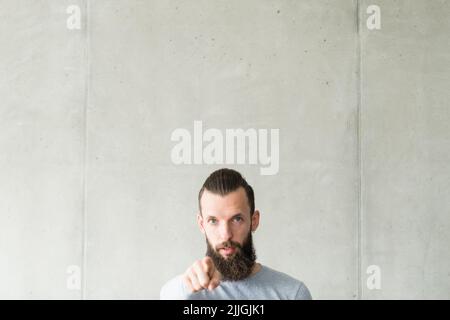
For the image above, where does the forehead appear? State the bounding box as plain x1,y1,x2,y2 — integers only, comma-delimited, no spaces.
200,187,250,217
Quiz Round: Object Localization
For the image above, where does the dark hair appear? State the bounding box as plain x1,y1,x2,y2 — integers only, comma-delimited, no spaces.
198,168,255,216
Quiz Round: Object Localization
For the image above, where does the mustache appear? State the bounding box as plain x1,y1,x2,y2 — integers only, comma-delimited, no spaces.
216,240,242,250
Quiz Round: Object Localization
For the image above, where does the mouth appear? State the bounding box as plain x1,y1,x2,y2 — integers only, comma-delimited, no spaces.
219,247,236,256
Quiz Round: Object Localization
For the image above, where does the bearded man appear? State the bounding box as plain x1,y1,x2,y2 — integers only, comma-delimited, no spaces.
160,168,312,300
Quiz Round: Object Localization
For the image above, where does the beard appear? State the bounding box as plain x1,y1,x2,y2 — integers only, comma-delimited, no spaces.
205,230,257,281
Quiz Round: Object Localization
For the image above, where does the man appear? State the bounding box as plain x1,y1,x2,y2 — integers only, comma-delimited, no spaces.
160,168,312,300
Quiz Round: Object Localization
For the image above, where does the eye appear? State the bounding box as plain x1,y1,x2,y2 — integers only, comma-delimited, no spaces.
233,216,243,222
208,218,217,225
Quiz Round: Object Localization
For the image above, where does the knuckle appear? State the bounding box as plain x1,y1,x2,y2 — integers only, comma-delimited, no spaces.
185,266,193,275
193,283,202,291
186,269,195,281
194,260,202,267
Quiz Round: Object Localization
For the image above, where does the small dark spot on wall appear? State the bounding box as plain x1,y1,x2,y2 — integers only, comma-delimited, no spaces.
277,10,280,14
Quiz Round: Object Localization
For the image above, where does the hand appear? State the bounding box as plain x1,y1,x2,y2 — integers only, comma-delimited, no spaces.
183,256,221,293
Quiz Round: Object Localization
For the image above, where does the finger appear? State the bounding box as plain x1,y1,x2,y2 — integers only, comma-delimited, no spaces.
187,268,202,291
207,278,220,291
207,269,221,291
183,274,195,293
211,268,222,282
193,261,210,289
202,256,215,277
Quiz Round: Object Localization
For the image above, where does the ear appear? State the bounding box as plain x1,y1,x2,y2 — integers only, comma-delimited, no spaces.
197,213,206,234
251,210,260,232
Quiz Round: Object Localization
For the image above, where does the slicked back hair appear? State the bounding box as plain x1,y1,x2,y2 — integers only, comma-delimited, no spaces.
198,168,255,216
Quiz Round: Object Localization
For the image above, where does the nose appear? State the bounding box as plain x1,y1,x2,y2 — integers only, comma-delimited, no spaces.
218,221,233,242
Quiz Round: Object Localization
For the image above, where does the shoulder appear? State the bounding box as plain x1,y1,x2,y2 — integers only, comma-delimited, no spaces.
160,274,188,300
294,281,312,300
260,265,312,300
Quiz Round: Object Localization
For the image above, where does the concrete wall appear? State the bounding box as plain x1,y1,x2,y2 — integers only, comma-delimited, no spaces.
0,0,449,299
0,0,85,299
360,0,450,299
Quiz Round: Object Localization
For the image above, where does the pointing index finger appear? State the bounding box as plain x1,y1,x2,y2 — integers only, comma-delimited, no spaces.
202,256,216,278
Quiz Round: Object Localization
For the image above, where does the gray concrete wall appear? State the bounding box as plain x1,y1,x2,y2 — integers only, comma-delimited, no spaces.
0,0,449,299
0,0,85,299
360,0,450,299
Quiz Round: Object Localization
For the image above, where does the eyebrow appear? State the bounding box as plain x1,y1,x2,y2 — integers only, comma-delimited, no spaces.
206,213,244,220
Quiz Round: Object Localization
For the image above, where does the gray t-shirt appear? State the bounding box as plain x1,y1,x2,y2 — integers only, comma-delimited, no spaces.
160,264,312,300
